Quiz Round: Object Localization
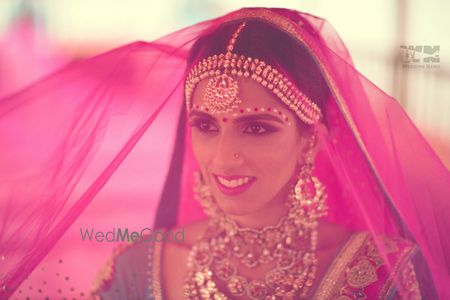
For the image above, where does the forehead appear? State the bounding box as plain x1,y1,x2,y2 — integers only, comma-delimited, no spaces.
191,76,285,109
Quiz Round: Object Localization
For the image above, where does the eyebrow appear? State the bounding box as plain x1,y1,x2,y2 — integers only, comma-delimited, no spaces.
188,110,285,124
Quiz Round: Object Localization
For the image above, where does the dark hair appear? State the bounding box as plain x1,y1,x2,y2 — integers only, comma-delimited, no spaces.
186,19,331,133
154,19,331,229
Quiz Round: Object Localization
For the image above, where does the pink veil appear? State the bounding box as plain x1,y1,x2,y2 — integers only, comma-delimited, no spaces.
1,7,449,299
0,8,67,98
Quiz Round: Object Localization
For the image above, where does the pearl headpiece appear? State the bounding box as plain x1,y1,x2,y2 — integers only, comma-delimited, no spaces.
185,21,322,125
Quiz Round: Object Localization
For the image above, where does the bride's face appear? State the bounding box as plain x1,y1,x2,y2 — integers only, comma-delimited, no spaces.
189,76,310,216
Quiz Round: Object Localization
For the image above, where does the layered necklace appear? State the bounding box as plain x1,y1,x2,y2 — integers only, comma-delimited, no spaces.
183,191,320,299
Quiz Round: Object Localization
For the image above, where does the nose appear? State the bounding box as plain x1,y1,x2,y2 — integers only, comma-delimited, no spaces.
212,129,244,170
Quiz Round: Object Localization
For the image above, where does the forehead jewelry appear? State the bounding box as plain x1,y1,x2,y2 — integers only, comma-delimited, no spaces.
185,21,322,125
197,105,292,126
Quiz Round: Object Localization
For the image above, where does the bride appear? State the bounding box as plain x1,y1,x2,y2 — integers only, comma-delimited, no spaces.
91,8,442,300
1,7,448,300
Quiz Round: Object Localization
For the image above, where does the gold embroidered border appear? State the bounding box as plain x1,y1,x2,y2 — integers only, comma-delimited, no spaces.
312,232,368,300
378,241,418,299
152,239,163,300
90,241,136,297
226,8,304,41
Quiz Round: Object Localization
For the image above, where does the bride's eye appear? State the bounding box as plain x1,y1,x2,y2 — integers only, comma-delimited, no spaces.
243,123,276,135
189,119,218,133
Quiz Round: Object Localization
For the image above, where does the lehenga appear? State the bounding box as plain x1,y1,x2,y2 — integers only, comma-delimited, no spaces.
91,231,425,299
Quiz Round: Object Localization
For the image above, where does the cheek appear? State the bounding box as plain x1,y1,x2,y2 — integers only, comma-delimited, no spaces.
249,134,300,180
190,131,214,164
247,132,299,161
259,148,298,178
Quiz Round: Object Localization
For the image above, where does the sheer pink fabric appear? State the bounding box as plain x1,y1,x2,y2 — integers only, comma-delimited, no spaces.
1,7,449,299
0,16,67,98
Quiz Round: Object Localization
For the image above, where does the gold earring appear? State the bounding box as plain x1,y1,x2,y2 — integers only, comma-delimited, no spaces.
193,171,219,217
293,150,328,219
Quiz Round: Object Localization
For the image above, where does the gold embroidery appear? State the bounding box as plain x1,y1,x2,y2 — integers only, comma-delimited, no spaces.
378,240,420,299
399,261,421,299
313,232,368,300
90,241,136,296
335,236,381,299
382,236,400,253
227,8,303,41
152,241,163,300
313,233,417,299
346,259,378,288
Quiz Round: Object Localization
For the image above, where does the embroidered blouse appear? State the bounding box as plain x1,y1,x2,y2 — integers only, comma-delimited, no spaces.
90,232,425,299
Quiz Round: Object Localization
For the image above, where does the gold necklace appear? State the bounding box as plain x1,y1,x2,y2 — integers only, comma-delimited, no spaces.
183,192,319,299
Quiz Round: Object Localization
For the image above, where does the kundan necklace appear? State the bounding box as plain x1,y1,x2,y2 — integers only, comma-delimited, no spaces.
183,192,320,299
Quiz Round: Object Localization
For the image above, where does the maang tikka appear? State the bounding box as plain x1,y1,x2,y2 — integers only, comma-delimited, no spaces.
185,21,323,125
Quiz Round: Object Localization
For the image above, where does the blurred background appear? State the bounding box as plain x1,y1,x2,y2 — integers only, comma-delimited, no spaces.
0,0,448,163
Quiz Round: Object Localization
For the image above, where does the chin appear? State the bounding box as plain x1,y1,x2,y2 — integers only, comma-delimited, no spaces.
215,197,261,217
215,198,249,216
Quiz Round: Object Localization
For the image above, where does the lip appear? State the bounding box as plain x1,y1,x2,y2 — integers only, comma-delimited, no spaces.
213,173,256,196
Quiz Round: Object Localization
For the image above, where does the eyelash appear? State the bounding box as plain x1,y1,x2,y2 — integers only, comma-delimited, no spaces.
189,119,276,135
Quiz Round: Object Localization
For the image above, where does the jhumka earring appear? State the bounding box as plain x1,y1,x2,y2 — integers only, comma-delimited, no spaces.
193,170,220,218
293,135,328,219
